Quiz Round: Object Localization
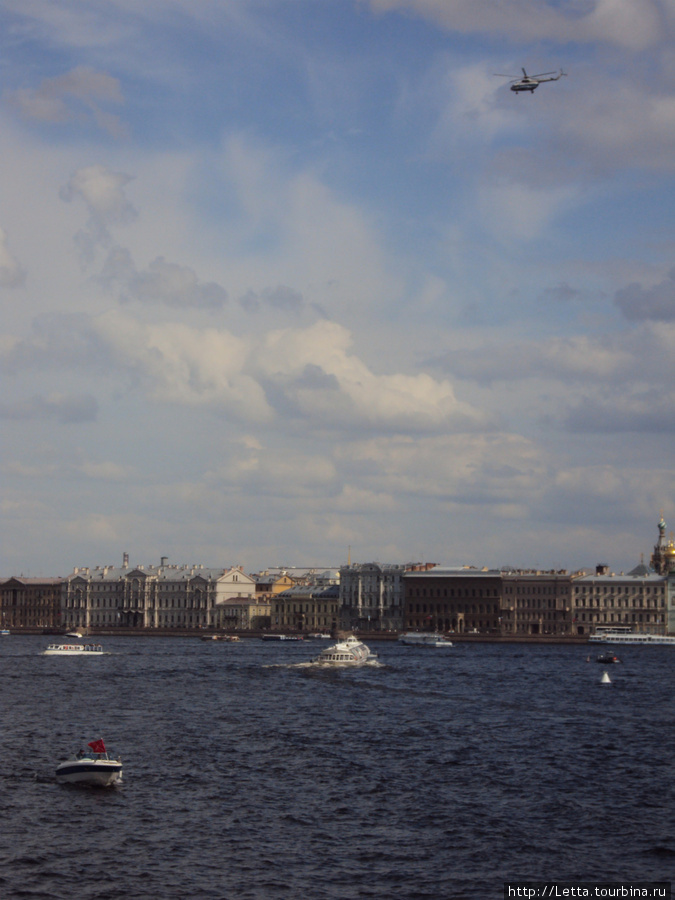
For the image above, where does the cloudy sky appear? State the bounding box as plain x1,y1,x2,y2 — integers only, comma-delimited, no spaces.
2,0,675,577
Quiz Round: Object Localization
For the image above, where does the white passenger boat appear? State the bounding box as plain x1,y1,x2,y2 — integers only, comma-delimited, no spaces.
312,634,375,665
56,739,122,787
43,643,109,656
589,631,675,646
398,632,453,648
261,634,303,641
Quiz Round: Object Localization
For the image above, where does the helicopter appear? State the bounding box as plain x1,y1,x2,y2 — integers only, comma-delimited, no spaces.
494,68,567,93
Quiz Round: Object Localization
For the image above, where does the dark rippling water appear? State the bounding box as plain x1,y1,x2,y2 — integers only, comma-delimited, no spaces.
0,636,673,900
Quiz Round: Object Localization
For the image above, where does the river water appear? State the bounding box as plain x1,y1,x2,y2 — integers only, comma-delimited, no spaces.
0,636,673,900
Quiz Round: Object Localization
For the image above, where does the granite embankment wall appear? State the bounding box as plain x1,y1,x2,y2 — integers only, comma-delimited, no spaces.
11,628,589,644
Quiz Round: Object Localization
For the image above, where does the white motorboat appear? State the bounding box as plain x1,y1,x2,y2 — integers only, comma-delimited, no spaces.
0,629,10,636
56,740,122,787
398,632,453,648
312,633,375,665
65,631,84,638
43,643,109,656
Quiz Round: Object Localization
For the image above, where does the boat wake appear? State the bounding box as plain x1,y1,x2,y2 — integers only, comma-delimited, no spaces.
264,658,384,670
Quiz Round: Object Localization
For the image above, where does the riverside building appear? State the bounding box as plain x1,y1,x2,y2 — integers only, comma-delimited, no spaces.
403,567,503,633
500,570,577,635
0,577,63,631
339,562,411,631
403,559,673,636
571,565,668,635
61,558,256,630
270,582,340,633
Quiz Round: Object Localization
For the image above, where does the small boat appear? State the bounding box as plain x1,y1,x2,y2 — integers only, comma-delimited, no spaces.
56,739,122,788
261,634,303,641
0,629,10,636
306,633,331,639
596,652,621,664
43,643,109,656
201,634,240,642
312,633,375,665
398,632,453,648
65,631,83,638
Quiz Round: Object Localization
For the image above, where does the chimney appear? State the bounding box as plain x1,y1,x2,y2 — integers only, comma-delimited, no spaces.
123,552,129,568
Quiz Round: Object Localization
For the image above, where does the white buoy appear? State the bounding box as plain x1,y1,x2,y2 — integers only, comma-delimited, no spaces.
601,670,611,684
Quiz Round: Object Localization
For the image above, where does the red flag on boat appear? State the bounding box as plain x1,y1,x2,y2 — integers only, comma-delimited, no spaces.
88,739,106,754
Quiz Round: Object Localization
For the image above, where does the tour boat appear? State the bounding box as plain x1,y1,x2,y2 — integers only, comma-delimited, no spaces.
589,631,675,646
56,739,122,787
398,632,453,648
43,643,109,656
312,634,375,665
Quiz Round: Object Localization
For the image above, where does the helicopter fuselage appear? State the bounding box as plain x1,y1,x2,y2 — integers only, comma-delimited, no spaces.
511,81,538,92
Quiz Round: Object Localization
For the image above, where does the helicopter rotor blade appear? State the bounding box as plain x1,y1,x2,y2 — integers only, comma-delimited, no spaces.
530,71,558,79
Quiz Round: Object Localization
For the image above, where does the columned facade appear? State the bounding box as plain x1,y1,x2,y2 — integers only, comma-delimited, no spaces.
339,563,405,631
61,563,256,630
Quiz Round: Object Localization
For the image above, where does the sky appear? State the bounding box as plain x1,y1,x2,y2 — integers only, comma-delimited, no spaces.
2,0,675,577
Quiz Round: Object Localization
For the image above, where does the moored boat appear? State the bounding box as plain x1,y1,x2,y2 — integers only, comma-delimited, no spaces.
398,632,453,648
43,643,109,656
311,633,375,665
56,739,122,787
261,634,303,641
589,630,675,646
201,634,240,642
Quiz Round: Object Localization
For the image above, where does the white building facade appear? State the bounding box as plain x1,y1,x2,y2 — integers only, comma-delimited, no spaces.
62,562,256,630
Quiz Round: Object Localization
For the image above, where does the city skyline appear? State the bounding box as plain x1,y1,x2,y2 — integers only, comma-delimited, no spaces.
2,1,675,576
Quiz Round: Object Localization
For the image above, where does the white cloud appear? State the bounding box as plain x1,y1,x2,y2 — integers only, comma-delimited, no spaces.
5,309,488,435
365,0,668,50
213,447,338,497
100,247,229,309
335,432,545,506
60,164,137,262
4,66,127,138
256,319,488,432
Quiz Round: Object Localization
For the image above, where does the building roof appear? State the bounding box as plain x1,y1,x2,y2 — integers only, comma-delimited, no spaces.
66,564,240,583
574,572,665,584
403,567,502,578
